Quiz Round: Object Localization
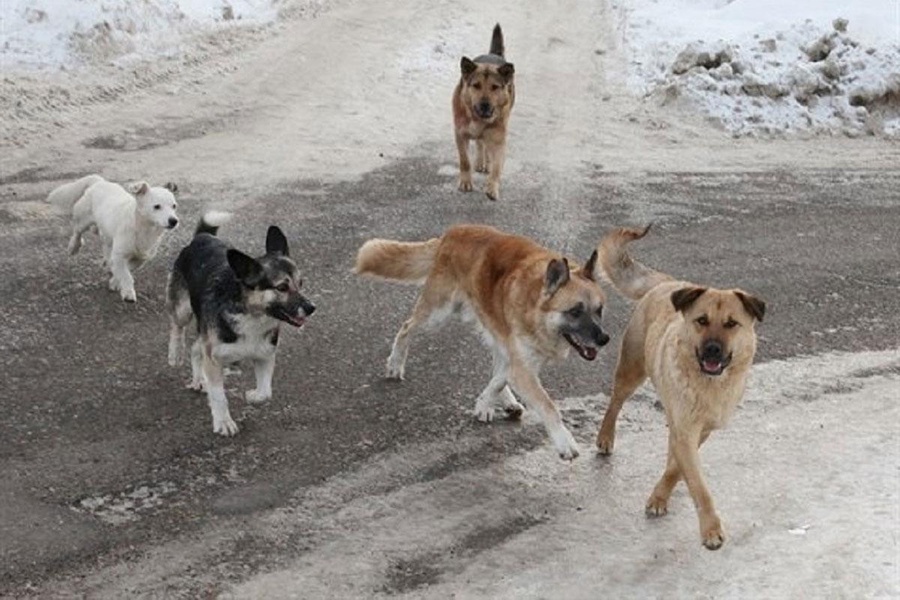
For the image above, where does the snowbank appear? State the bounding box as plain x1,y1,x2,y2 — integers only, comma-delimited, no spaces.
622,0,900,137
0,0,280,70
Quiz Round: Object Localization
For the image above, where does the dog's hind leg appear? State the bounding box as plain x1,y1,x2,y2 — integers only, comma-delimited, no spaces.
473,344,523,422
246,355,275,403
67,197,93,255
386,283,453,380
167,273,192,366
596,329,647,455
187,340,205,391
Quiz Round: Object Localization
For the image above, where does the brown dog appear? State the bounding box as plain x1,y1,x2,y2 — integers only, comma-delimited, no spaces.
356,225,610,459
594,226,766,550
453,24,515,201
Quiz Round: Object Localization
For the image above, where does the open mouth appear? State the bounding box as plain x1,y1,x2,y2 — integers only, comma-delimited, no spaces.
473,106,494,120
272,308,307,328
564,333,598,361
697,353,732,376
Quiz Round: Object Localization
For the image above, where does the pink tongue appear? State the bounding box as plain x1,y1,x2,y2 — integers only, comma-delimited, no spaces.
704,360,720,371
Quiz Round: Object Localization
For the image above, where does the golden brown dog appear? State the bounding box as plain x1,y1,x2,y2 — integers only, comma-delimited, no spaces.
594,226,766,550
453,24,515,201
356,225,610,459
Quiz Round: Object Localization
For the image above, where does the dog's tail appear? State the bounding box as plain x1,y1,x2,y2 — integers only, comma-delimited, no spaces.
46,174,104,212
195,211,233,237
597,225,673,300
354,237,440,284
490,23,504,58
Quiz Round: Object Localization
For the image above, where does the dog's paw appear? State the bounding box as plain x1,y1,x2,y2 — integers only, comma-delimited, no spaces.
701,517,725,550
458,176,473,192
385,355,405,380
213,414,239,436
484,183,499,201
475,163,488,174
473,397,495,423
108,277,120,291
552,428,580,461
596,430,615,456
121,289,137,303
645,496,669,518
499,388,524,420
245,389,271,403
186,380,205,393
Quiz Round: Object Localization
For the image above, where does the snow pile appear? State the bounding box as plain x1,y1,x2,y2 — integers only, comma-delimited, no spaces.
0,0,280,70
623,0,900,137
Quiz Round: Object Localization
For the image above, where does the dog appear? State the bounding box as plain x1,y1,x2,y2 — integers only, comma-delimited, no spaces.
355,224,610,459
47,174,179,302
166,212,316,436
453,24,515,201
594,226,766,550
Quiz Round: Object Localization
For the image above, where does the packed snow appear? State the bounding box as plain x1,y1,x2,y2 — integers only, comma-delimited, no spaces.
619,0,900,137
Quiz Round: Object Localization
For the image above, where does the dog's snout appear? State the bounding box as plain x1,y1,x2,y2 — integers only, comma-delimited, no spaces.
475,101,493,118
302,300,316,317
168,217,179,229
701,340,724,359
596,331,610,347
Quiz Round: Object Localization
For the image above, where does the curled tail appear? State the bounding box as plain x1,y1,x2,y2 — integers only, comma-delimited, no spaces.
354,237,440,284
46,174,104,212
598,225,672,300
195,211,232,236
490,23,504,57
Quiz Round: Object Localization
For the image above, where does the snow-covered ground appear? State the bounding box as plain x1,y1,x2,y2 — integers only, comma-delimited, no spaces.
619,0,900,137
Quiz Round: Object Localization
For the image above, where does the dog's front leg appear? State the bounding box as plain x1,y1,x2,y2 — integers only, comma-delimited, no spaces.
455,132,473,192
483,133,506,201
474,140,488,173
109,251,137,302
246,355,275,403
202,353,238,436
473,346,523,422
508,361,579,460
671,430,723,550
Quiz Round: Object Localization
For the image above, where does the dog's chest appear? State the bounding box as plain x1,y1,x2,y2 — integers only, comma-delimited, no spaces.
212,315,278,364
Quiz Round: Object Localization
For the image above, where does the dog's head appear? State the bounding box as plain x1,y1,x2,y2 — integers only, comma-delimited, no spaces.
540,251,610,361
459,57,514,123
671,286,766,377
226,226,316,327
133,182,179,230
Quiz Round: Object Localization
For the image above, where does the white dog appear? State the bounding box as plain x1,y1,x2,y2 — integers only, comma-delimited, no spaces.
47,174,180,302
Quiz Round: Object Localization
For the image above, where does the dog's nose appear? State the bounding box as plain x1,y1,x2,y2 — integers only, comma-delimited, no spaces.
303,301,316,316
477,102,493,116
168,217,179,228
702,340,724,360
596,331,610,347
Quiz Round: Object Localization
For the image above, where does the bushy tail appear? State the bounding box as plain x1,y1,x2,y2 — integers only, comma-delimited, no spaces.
598,225,672,300
490,23,505,57
354,237,440,284
46,174,104,212
195,211,232,236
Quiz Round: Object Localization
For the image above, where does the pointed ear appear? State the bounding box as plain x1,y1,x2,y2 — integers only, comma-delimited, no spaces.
735,290,766,322
133,182,150,196
581,250,598,281
545,258,570,296
461,57,477,77
164,182,178,194
498,62,514,80
227,249,264,286
671,286,707,313
265,226,289,256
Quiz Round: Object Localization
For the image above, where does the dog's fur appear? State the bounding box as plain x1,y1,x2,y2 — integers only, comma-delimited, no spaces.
594,226,766,550
355,225,610,459
166,213,316,436
453,24,515,201
47,174,180,302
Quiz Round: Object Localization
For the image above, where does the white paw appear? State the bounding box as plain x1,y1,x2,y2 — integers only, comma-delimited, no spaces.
473,397,494,423
498,388,524,418
186,380,205,393
552,427,580,461
121,288,136,303
385,355,405,380
108,277,120,291
213,413,239,436
245,389,271,403
168,349,183,367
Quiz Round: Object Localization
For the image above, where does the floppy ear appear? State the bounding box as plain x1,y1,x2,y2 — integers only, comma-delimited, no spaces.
735,290,766,322
545,258,570,296
498,62,514,80
266,226,289,256
461,57,477,77
133,182,150,196
671,286,707,313
164,182,178,194
581,250,598,281
227,249,264,286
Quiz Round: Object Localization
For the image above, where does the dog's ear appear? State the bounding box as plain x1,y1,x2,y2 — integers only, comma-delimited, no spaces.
581,250,598,281
266,226,290,256
133,182,150,196
461,57,477,77
164,182,178,194
227,249,264,286
498,62,514,81
735,290,766,322
545,258,570,296
671,286,707,313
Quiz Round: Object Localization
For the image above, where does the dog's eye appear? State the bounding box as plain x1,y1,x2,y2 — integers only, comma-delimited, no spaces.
153,204,161,210
566,303,585,318
472,82,482,90
724,318,740,329
491,84,500,91
172,204,177,209
276,282,289,293
695,315,710,326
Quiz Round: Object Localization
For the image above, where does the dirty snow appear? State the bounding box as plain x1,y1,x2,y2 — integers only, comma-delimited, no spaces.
620,0,900,137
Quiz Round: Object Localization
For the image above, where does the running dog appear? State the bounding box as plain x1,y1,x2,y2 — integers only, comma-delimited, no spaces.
355,225,610,459
47,174,179,302
453,24,515,201
167,213,316,436
594,226,766,550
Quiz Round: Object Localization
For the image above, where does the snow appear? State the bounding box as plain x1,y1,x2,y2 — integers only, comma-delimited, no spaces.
619,0,900,137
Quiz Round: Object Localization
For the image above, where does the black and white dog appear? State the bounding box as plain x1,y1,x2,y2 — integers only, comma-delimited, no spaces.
167,212,315,436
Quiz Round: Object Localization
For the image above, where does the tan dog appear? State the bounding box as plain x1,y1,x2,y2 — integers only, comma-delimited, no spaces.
453,24,515,201
356,225,610,459
594,226,766,550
